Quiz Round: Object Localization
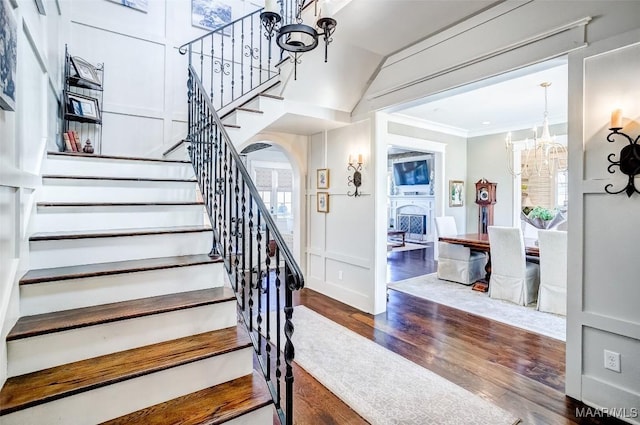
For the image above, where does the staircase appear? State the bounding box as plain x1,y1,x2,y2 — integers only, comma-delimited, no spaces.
164,84,286,161
0,152,274,424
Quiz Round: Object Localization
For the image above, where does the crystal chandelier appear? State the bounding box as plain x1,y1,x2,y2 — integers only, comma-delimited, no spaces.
505,82,568,178
261,0,337,80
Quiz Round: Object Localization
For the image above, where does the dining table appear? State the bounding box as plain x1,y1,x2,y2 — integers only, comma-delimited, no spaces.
438,232,539,292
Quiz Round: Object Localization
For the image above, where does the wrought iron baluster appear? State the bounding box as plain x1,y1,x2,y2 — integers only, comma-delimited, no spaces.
210,34,215,104
265,226,272,381
240,182,247,310
240,19,245,97
284,268,295,424
231,22,235,102
248,193,255,332
233,162,240,292
256,209,263,355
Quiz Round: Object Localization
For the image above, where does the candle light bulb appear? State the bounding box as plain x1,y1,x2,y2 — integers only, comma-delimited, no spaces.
358,154,363,164
264,0,278,13
611,109,623,129
348,154,353,165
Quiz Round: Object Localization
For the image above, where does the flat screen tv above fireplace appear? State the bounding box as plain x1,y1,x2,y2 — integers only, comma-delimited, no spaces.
393,160,430,186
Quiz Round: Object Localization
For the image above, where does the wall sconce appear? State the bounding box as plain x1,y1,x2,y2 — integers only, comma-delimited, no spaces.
347,154,363,197
605,109,640,197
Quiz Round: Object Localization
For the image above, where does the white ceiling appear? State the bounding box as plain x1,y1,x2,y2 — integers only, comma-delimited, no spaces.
391,58,569,137
334,0,499,56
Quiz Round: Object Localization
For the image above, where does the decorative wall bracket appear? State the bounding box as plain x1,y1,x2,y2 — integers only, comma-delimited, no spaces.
347,160,362,197
605,127,640,197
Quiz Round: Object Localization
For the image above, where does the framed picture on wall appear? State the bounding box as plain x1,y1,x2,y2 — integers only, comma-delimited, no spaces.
71,56,102,87
0,0,17,111
67,93,101,121
449,180,464,207
317,168,330,189
317,192,329,213
192,0,232,34
106,0,149,13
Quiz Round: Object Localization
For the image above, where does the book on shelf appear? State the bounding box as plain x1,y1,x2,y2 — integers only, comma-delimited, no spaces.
71,131,82,152
62,132,73,152
65,131,77,151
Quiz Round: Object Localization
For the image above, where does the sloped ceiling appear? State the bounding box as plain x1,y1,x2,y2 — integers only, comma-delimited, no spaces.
278,0,503,113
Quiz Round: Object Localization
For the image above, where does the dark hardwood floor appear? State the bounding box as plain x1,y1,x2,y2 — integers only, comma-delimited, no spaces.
283,245,624,425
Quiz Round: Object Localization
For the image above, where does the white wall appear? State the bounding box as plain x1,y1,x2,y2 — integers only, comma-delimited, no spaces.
567,31,640,421
306,119,376,312
67,0,261,157
0,0,65,388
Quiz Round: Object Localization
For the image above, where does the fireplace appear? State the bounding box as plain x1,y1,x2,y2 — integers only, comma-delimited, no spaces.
398,214,427,235
389,196,434,242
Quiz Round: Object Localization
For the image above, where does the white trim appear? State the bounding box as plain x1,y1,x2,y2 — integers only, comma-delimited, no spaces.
370,17,591,101
389,113,469,138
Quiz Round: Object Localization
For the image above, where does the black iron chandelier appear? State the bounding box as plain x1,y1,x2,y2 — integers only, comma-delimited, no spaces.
261,0,337,79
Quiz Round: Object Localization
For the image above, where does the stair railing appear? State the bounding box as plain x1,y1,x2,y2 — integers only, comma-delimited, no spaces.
187,64,303,425
179,7,280,112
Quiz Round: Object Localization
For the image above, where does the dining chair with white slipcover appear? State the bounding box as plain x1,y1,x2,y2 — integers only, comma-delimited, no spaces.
434,216,486,285
487,226,539,305
536,229,567,315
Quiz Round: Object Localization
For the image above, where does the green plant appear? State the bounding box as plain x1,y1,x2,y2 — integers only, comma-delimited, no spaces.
527,206,556,221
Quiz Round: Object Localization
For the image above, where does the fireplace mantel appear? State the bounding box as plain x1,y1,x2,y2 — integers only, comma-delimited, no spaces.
388,195,435,242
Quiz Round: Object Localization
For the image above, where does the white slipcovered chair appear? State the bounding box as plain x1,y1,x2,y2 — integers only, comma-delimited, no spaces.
435,216,486,285
487,226,539,305
536,230,567,315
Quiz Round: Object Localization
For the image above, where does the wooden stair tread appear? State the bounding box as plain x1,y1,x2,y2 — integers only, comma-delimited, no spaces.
43,175,197,183
48,151,190,164
30,225,212,241
100,371,271,425
7,287,235,341
36,201,204,207
0,327,250,415
223,123,241,129
20,254,222,285
234,107,263,114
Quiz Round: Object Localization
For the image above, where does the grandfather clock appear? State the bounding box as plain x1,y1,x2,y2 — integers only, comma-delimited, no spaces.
475,179,497,234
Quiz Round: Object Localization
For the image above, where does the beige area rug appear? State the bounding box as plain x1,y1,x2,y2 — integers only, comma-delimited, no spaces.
388,242,429,252
388,273,566,341
292,306,521,425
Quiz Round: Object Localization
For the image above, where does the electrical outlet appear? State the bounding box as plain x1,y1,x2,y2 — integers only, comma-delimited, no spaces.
338,271,343,280
604,350,621,373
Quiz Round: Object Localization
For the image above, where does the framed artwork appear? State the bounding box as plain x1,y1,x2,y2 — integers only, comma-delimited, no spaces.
449,180,464,207
317,168,329,189
71,56,101,87
192,0,232,34
0,0,17,111
106,0,148,13
317,192,329,213
67,93,101,120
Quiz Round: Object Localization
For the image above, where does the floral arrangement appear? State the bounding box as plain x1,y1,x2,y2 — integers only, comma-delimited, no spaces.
521,206,566,230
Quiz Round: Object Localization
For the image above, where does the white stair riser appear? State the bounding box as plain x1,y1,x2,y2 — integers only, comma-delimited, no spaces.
20,263,225,316
8,302,238,376
44,156,194,179
226,405,274,425
35,205,207,233
39,179,199,203
226,99,285,145
29,231,213,269
1,348,253,425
